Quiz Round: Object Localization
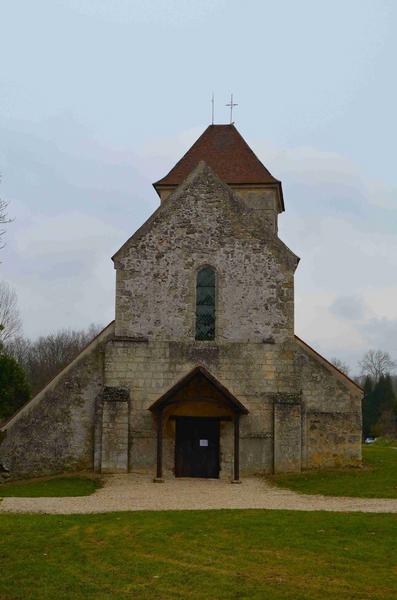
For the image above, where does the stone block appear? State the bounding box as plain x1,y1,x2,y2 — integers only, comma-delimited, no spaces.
274,401,301,473
101,388,130,474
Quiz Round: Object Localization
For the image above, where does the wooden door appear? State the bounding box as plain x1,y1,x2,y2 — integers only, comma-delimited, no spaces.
175,417,220,478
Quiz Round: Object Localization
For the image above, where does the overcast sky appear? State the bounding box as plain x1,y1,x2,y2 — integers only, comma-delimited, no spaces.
1,0,396,373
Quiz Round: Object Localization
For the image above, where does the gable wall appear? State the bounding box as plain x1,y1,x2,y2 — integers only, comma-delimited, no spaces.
114,168,296,345
159,186,280,232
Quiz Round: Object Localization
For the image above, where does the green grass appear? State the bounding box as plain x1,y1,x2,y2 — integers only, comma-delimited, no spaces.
1,510,397,599
270,440,397,498
0,476,100,497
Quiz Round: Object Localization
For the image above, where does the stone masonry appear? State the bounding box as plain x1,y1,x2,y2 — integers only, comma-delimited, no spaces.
0,126,363,481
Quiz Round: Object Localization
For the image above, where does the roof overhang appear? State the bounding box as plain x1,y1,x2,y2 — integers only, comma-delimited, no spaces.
148,366,249,414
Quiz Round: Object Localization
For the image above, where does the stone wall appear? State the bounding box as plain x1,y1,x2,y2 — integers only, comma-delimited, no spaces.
274,396,302,473
113,164,298,345
0,324,114,479
296,338,362,468
104,337,299,477
100,387,130,473
0,329,362,479
0,163,363,480
159,184,281,234
101,333,363,478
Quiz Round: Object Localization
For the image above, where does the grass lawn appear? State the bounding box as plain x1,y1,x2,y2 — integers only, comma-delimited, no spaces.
0,476,100,497
1,509,397,599
270,440,397,498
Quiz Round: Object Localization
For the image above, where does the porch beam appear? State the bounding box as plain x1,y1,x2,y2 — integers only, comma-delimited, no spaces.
154,411,164,482
232,414,241,483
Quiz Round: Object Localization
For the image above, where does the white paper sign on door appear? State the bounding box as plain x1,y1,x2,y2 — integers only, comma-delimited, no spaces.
199,439,208,447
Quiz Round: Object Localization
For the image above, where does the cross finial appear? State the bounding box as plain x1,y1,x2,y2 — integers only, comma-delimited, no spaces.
226,93,238,124
211,92,215,125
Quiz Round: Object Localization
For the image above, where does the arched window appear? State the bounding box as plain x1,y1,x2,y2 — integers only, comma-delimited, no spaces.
195,267,216,341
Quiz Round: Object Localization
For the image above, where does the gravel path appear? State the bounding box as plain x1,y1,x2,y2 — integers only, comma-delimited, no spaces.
2,474,397,514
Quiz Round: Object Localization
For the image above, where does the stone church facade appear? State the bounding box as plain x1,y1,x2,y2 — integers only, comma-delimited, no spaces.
0,125,362,481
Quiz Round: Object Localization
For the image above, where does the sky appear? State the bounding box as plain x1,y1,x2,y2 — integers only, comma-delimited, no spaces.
0,0,396,374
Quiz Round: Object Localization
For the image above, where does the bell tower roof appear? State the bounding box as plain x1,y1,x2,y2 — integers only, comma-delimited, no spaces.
153,124,284,210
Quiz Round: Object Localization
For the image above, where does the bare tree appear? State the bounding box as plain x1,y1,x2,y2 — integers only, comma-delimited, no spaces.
0,282,22,342
330,357,350,376
6,323,103,395
359,349,397,381
5,334,31,364
0,193,12,251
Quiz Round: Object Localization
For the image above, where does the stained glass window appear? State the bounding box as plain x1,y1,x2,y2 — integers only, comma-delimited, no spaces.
195,267,216,341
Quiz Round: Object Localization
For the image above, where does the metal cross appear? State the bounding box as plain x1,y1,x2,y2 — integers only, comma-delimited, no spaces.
226,93,238,123
211,92,215,124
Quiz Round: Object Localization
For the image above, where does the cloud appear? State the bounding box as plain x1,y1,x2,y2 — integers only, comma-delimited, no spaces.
135,126,203,180
1,209,121,336
329,295,367,321
361,317,397,354
251,141,397,371
0,116,156,337
254,140,397,221
1,119,397,374
15,211,118,261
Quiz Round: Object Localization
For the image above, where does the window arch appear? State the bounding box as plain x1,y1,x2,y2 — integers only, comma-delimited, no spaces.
195,266,216,341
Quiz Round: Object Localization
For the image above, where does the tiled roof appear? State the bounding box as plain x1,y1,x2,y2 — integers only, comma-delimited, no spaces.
153,124,280,188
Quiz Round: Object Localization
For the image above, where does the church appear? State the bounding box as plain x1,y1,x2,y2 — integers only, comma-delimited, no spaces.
0,124,363,481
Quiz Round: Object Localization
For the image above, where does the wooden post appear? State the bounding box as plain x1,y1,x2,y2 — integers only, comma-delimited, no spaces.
232,414,241,483
154,411,164,482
